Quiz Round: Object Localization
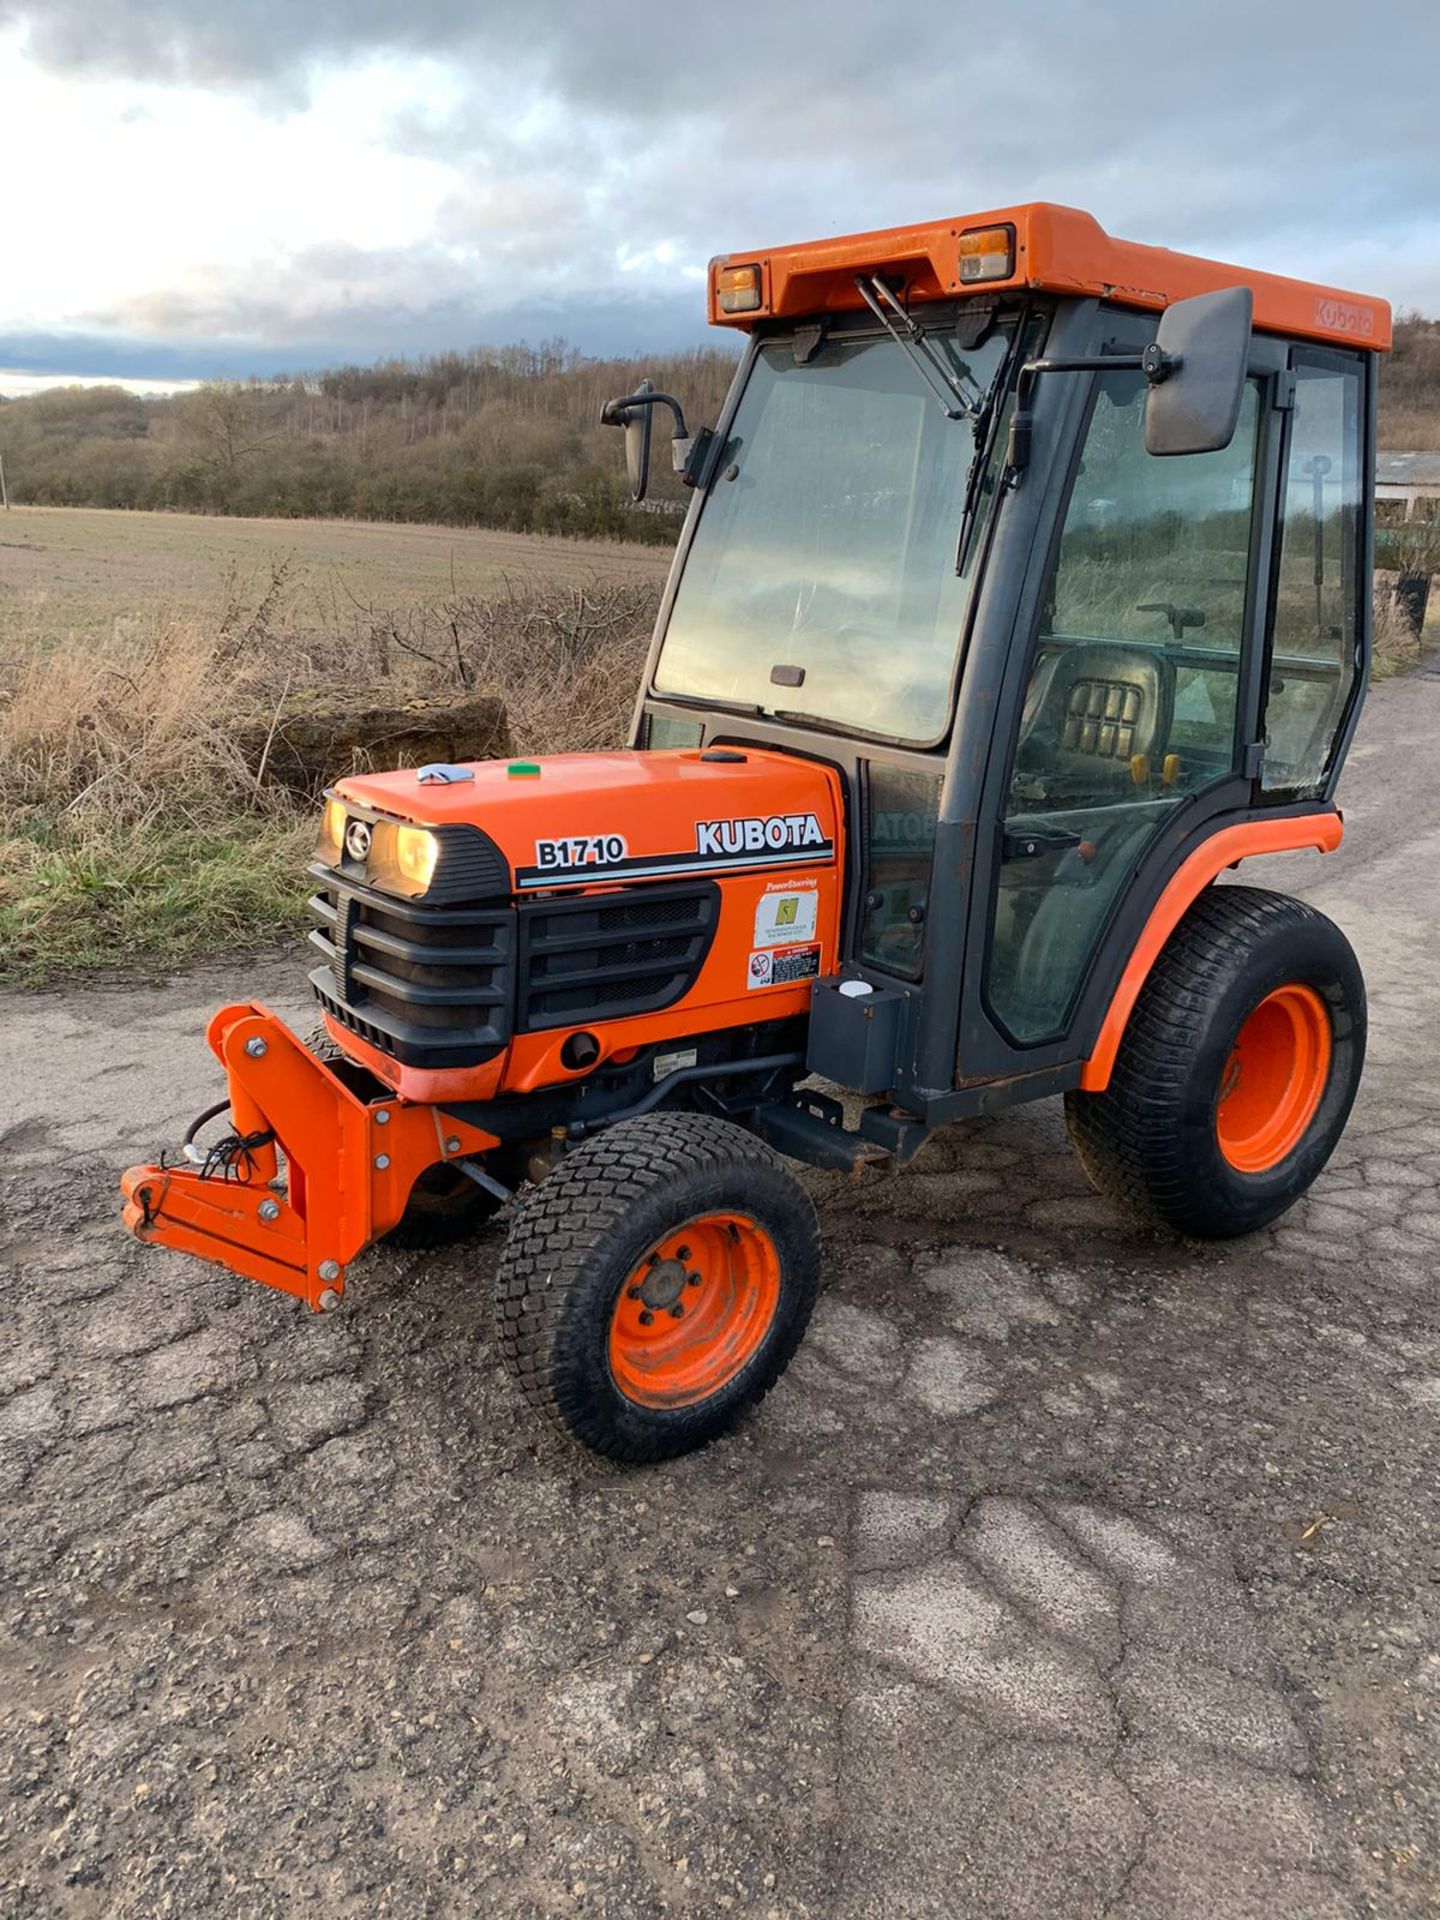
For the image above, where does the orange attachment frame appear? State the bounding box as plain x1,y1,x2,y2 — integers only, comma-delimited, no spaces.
120,1003,498,1311
708,201,1391,354
1079,813,1344,1093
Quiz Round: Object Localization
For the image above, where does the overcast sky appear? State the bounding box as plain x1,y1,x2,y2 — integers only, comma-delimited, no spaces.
3,0,1438,384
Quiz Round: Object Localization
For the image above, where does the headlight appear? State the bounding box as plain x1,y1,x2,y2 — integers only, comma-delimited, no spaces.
368,821,440,899
394,824,439,891
316,796,346,866
312,797,505,904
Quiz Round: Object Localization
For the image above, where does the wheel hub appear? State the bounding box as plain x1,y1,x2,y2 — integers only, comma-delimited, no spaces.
608,1213,782,1411
638,1255,691,1311
1216,983,1332,1174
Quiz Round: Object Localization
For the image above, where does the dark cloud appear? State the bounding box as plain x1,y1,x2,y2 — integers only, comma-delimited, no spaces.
3,0,1437,373
3,288,723,384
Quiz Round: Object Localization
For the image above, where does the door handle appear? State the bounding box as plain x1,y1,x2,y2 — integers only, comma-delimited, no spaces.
1002,826,1084,860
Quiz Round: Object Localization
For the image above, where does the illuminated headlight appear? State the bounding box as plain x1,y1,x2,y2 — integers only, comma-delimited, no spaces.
314,798,440,899
958,224,1015,284
316,796,346,866
376,823,440,895
349,820,441,899
312,796,507,905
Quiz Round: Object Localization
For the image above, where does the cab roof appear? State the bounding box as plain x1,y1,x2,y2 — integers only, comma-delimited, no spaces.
707,201,1391,353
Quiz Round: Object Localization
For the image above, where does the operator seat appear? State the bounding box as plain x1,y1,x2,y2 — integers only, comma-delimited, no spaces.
994,639,1179,1036
1014,641,1175,803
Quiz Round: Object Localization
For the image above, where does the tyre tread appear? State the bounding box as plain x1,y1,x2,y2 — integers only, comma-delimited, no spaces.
1065,885,1360,1235
494,1113,817,1462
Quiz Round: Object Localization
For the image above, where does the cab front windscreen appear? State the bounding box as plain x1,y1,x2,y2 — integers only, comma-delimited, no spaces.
653,318,1016,744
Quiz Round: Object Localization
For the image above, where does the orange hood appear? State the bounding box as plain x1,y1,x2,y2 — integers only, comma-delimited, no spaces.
336,747,843,892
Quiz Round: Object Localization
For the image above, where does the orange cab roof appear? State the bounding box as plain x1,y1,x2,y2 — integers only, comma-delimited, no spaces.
707,201,1391,353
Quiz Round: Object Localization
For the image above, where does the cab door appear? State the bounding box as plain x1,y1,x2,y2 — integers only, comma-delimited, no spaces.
964,312,1285,1073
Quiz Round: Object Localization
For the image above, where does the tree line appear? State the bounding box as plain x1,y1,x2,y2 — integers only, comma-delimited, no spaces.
1,313,1436,542
0,340,740,543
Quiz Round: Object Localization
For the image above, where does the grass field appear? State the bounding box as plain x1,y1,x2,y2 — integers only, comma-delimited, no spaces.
0,506,667,981
0,503,1434,983
0,504,671,645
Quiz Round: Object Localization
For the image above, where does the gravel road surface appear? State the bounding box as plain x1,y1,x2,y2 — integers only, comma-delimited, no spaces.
3,668,1437,1918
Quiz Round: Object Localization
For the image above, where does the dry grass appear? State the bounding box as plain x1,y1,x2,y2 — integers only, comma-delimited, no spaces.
0,503,670,648
0,558,657,980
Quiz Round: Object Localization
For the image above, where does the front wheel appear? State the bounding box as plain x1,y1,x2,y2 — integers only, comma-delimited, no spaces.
1066,884,1365,1238
493,1114,819,1462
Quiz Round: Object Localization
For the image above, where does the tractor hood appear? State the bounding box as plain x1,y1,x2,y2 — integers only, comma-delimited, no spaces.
336,748,842,893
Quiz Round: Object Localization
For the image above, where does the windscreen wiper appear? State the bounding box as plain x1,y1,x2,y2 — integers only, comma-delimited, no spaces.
654,692,766,717
954,327,1026,571
853,275,985,421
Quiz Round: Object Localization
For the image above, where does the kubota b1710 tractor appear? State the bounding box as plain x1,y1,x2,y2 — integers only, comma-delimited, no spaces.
122,203,1388,1462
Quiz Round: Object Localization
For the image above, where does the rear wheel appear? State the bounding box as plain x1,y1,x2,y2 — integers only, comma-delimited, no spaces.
493,1113,819,1462
1065,885,1365,1237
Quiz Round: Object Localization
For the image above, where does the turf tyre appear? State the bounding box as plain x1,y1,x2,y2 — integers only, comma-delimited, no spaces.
1065,884,1365,1238
493,1113,819,1463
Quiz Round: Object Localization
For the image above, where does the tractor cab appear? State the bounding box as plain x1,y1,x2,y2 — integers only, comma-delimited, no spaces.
615,204,1382,1132
122,204,1389,1466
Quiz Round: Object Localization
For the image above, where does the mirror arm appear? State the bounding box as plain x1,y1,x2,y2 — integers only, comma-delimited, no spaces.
600,389,690,440
1005,349,1178,475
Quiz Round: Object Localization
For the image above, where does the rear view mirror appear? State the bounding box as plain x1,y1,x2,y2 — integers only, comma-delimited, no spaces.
1144,287,1253,457
601,381,701,499
619,377,656,501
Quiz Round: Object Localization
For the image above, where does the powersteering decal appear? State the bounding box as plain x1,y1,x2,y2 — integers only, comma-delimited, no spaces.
518,813,834,888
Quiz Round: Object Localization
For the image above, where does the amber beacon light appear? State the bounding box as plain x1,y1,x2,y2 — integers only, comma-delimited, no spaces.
715,263,762,313
958,224,1015,283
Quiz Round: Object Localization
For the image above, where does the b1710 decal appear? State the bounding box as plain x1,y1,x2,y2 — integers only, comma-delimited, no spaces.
519,812,833,888
533,833,629,873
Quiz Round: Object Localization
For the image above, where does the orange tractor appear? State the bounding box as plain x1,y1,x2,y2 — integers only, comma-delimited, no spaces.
122,204,1388,1462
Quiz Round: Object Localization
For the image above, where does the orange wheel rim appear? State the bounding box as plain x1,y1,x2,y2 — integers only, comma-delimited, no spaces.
1216,984,1332,1174
608,1212,781,1410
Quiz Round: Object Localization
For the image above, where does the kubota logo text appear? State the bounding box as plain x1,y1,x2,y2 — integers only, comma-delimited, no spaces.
696,813,826,856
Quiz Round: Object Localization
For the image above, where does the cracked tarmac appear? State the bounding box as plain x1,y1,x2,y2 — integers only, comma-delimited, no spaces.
2,671,1438,1917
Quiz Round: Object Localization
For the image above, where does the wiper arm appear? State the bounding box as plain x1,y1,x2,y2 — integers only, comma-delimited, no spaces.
853,275,985,420
653,691,766,717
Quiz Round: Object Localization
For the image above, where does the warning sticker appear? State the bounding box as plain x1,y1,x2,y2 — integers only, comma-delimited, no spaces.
747,942,821,990
753,886,819,949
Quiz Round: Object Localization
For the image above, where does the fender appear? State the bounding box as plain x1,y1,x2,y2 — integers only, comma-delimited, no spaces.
1079,811,1344,1093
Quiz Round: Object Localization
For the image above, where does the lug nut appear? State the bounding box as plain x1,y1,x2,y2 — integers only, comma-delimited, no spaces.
638,1310,655,1327
257,1199,280,1223
244,1037,267,1058
687,1272,701,1288
675,1245,691,1261
669,1303,686,1319
627,1286,642,1300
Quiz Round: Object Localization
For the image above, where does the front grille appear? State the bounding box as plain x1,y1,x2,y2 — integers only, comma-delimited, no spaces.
307,862,513,1068
517,881,719,1031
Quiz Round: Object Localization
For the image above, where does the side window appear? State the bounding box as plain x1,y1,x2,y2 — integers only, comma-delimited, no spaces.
1261,360,1363,794
987,371,1261,1044
860,764,942,979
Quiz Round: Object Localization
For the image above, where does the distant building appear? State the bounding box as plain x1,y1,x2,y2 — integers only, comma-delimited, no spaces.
1376,452,1440,521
